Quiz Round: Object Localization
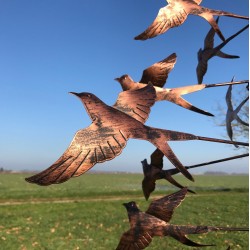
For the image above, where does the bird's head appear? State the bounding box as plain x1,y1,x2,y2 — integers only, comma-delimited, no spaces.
123,201,140,213
69,92,104,121
114,74,135,91
69,92,104,106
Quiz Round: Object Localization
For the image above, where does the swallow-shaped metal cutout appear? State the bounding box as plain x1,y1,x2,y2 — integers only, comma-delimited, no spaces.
141,149,195,200
134,0,249,41
141,148,249,200
26,84,248,185
226,84,249,146
116,188,248,249
197,18,249,84
115,55,249,116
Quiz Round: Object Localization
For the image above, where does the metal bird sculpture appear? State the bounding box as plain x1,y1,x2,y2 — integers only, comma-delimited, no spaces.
115,57,249,116
142,148,195,200
116,188,248,249
226,84,249,146
115,53,214,117
141,148,249,200
134,0,249,41
197,18,249,84
25,84,248,185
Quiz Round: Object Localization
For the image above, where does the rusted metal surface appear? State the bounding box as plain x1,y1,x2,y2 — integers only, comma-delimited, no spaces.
134,0,249,41
141,148,249,199
116,74,213,116
197,18,249,84
25,83,249,185
226,84,249,146
116,188,248,249
25,84,161,184
115,53,176,90
115,58,249,116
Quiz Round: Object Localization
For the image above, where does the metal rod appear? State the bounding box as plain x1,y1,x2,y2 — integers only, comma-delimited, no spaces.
205,80,249,88
167,153,249,175
197,136,249,147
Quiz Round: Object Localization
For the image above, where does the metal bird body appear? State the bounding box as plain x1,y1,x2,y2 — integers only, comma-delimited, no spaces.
26,84,248,185
116,188,248,249
116,54,249,116
141,149,195,200
116,73,213,117
116,74,249,117
197,18,249,83
135,0,249,41
142,148,249,199
226,85,249,145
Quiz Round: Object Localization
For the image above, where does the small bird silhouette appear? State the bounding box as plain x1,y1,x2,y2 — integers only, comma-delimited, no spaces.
134,0,249,41
115,57,249,117
116,188,248,249
226,84,249,146
141,148,249,200
26,84,248,185
141,149,195,200
197,18,249,84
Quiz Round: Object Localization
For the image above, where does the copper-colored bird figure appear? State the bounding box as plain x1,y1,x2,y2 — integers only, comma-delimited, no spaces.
116,188,248,249
142,148,249,200
226,84,249,146
134,0,249,41
115,55,249,116
197,18,249,84
141,149,195,200
25,84,248,185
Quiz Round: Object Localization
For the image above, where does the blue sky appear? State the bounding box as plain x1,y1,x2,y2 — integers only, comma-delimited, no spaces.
0,0,249,174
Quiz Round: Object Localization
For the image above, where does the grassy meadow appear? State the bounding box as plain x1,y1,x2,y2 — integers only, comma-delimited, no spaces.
0,173,248,250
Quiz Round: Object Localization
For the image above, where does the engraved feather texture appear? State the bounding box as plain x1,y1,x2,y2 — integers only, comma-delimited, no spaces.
25,83,249,185
116,188,248,249
115,54,214,117
25,85,156,185
135,0,249,41
113,84,156,123
140,53,177,88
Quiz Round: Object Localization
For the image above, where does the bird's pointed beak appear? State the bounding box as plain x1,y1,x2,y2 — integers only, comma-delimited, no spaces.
114,77,120,82
69,92,80,97
122,203,128,208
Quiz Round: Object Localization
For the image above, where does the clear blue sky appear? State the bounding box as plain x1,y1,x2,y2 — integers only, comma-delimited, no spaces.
0,0,249,174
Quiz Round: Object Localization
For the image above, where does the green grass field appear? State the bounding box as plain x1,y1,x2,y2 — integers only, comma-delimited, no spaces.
0,173,248,250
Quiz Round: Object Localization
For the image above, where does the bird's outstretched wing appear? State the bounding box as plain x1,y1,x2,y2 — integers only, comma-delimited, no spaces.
116,229,153,250
196,59,208,84
135,5,188,40
226,85,233,110
140,53,177,88
203,17,218,49
150,148,164,169
113,84,156,123
116,228,152,250
216,51,239,59
146,188,188,222
25,123,128,185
